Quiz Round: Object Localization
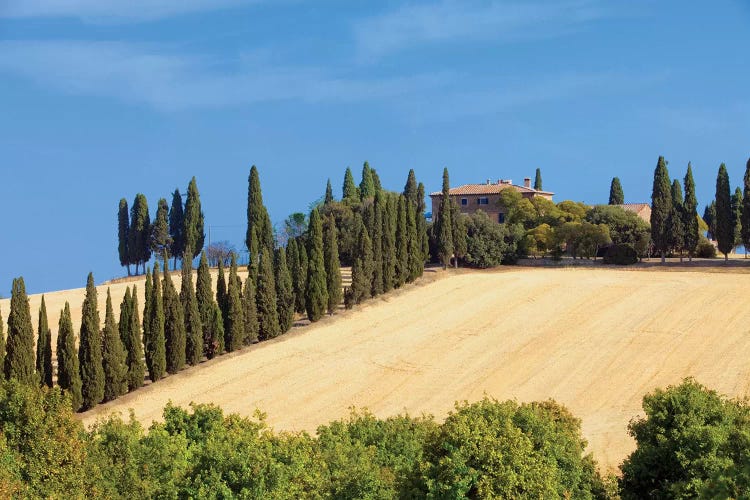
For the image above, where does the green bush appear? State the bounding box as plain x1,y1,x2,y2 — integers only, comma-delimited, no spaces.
462,210,522,268
603,243,638,265
696,237,717,258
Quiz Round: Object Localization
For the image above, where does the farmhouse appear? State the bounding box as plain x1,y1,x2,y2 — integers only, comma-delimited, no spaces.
430,177,554,223
614,203,652,224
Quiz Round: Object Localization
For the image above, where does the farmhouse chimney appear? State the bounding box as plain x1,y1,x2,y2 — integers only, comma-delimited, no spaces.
524,177,531,188
486,179,491,185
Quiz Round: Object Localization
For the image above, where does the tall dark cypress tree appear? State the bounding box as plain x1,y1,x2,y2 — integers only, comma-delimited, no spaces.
146,263,166,382
669,179,685,261
196,251,214,356
57,302,82,411
184,177,205,260
435,168,454,268
128,194,151,275
609,178,624,205
207,302,225,359
360,162,376,199
650,156,672,263
257,250,281,340
246,166,274,268
35,296,52,388
404,169,418,206
406,200,422,282
349,217,373,305
704,202,717,241
323,215,342,314
4,277,36,385
242,274,259,345
102,289,127,402
732,187,743,249
181,249,203,366
0,309,4,374
683,163,700,261
79,273,104,410
121,286,145,391
741,159,750,257
151,198,173,259
169,189,185,269
715,163,733,260
305,208,328,322
286,238,301,314
163,262,186,374
224,253,245,351
216,259,228,333
534,168,543,191
372,168,383,193
382,194,396,291
395,195,409,287
417,182,429,265
296,242,309,314
324,179,334,205
143,268,152,352
118,198,131,276
343,167,360,203
275,247,295,331
370,192,384,296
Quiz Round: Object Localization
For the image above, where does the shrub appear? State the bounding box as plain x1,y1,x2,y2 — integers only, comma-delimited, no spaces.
603,243,638,265
696,237,717,258
462,210,522,268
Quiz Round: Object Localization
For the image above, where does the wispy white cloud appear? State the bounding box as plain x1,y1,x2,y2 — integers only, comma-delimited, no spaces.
354,0,622,60
0,40,448,111
0,0,256,22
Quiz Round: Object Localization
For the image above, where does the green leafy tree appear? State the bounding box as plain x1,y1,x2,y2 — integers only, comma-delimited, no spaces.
181,250,203,366
704,202,717,240
121,287,145,391
102,289,127,401
224,254,245,352
324,179,334,204
732,186,743,249
163,263,186,374
464,211,522,267
742,159,750,257
257,250,281,340
151,198,173,260
650,156,673,263
169,189,185,269
343,167,360,203
323,214,343,314
609,177,624,205
715,163,733,260
586,205,651,257
79,273,104,410
118,198,131,276
56,302,82,411
435,168,454,268
275,247,295,332
283,212,308,242
359,162,376,199
35,296,52,388
184,177,205,260
196,251,214,357
145,263,166,382
128,194,151,275
683,163,700,260
395,195,409,286
370,192,384,296
534,167,543,191
305,208,328,322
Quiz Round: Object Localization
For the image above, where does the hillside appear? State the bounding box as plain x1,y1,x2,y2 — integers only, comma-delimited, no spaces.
4,267,750,471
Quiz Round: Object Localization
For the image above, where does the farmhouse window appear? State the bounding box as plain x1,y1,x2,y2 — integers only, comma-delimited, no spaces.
461,198,468,206
478,197,489,205
498,213,505,223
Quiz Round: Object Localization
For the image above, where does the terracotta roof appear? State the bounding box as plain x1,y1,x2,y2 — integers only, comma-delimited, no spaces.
429,183,554,197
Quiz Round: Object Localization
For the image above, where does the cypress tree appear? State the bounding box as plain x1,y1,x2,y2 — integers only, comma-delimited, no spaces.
305,208,328,322
372,169,383,193
169,189,185,269
151,198,173,259
704,202,717,241
102,289,127,401
609,177,624,205
323,215,342,314
407,200,422,282
224,253,245,351
56,303,82,411
4,277,35,385
35,296,52,388
216,259,228,332
683,163,700,261
128,194,151,275
534,168,543,191
435,168,454,268
257,250,281,340
370,192,384,296
451,200,467,267
145,263,166,382
404,169,418,206
297,242,309,314
395,195,409,287
184,177,205,260
0,309,4,374
715,163,733,260
286,238,300,313
163,262,186,374
742,159,750,257
343,167,360,203
417,182,429,265
79,273,104,410
122,287,145,391
143,268,152,348
350,218,373,305
324,179,334,205
246,166,274,265
242,274,259,345
207,301,225,358
118,198,131,276
650,156,672,263
181,249,203,366
669,179,685,261
360,162,376,199
732,187,743,249
382,194,396,291
196,251,214,356
275,247,295,331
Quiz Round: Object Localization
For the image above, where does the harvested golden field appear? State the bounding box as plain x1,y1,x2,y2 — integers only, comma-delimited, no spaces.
4,267,750,471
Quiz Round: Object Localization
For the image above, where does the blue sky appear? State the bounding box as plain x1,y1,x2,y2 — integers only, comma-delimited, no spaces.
1,0,749,294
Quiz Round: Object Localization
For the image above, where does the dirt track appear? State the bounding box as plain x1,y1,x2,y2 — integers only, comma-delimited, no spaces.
3,267,750,471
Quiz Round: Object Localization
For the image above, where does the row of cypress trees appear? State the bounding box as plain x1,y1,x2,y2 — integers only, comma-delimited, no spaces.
117,177,205,275
701,159,750,261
